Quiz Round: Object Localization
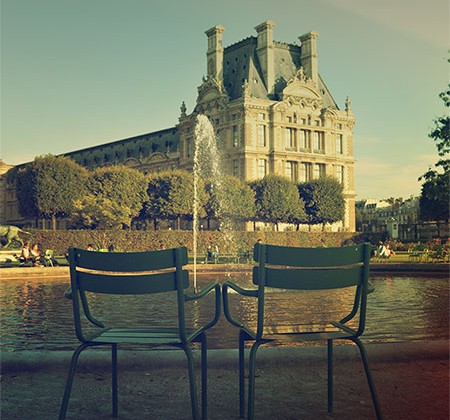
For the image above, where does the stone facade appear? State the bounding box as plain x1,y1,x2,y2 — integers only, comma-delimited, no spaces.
179,21,356,230
2,21,356,231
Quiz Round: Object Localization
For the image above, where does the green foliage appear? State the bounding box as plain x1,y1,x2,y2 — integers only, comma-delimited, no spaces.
205,175,255,222
29,228,357,256
419,172,449,222
251,175,305,230
72,165,147,229
143,170,207,229
430,86,450,167
72,195,134,229
419,83,450,222
15,165,38,219
299,176,345,228
15,155,88,227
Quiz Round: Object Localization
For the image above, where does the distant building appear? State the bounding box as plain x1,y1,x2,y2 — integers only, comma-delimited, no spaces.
0,160,14,224
2,21,356,231
355,196,446,241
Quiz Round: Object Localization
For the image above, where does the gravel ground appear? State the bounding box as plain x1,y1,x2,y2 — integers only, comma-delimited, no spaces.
1,341,448,420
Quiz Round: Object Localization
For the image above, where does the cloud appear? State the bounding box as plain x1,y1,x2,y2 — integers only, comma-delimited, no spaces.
355,154,439,199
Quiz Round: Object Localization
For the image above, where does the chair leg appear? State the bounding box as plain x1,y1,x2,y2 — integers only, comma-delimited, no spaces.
247,341,262,420
239,330,246,418
112,344,118,418
201,333,207,419
327,339,333,412
183,345,200,420
352,338,383,420
59,343,90,420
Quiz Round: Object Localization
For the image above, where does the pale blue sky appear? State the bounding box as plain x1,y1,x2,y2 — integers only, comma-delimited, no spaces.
1,0,448,199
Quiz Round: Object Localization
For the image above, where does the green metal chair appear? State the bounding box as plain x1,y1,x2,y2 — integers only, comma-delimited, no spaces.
44,249,54,266
59,246,220,420
223,243,382,420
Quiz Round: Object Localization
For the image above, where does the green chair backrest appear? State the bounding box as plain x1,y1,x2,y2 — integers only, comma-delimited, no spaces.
252,243,371,339
68,247,190,342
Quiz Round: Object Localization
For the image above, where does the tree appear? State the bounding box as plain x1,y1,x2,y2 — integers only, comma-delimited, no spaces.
251,175,305,231
144,170,207,230
205,175,255,229
419,84,450,224
299,176,345,230
72,165,147,229
15,155,88,229
71,195,132,230
419,174,449,224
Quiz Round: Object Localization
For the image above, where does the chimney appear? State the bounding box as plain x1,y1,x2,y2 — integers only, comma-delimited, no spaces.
299,31,319,84
205,25,225,83
255,20,275,96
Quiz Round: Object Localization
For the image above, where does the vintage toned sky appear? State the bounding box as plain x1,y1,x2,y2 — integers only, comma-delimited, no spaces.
1,0,448,199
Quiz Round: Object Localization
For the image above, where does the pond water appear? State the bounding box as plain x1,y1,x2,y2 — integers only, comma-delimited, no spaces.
1,272,448,351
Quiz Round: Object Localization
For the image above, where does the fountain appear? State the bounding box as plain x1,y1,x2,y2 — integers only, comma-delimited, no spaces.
192,114,225,290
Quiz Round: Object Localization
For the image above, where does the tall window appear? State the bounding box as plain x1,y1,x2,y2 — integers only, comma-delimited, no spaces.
313,132,324,152
233,125,239,147
286,161,297,181
299,130,307,149
286,161,292,180
187,139,192,158
336,134,343,154
299,163,310,182
257,159,266,178
336,165,344,184
285,128,295,149
257,125,266,146
233,159,239,177
313,163,326,179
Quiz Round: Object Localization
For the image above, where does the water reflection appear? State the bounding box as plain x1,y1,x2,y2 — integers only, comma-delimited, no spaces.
0,273,448,351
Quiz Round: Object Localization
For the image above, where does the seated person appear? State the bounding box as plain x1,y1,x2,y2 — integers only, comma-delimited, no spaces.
206,245,213,262
19,242,33,265
31,243,45,267
377,242,390,258
212,245,219,259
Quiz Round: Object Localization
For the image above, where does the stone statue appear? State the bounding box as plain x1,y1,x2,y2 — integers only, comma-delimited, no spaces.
345,96,352,113
180,101,187,117
0,225,32,248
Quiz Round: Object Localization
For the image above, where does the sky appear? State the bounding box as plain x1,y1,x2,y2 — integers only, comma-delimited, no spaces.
1,0,448,200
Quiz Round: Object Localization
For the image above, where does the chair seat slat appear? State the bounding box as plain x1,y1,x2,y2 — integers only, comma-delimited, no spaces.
253,266,363,289
78,270,189,294
74,248,188,271
261,244,365,267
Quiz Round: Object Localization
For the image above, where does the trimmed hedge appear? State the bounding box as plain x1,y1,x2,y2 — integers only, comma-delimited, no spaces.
9,229,386,256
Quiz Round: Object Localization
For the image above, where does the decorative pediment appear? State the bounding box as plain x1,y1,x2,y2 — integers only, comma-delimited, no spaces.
195,75,229,114
197,76,224,102
321,107,338,118
280,67,322,105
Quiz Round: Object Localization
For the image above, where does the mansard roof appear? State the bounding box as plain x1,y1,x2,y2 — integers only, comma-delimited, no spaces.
222,37,338,109
64,127,179,169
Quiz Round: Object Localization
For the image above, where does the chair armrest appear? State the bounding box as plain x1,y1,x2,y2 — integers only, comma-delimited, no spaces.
332,321,358,336
66,287,105,329
185,281,217,301
185,282,221,331
223,281,258,328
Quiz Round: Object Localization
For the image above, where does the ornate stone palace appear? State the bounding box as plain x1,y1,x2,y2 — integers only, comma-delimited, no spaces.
2,21,356,231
